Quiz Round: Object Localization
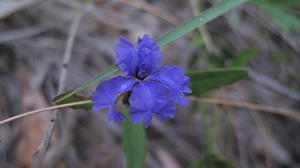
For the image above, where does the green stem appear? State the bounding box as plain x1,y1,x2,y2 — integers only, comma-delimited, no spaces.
122,107,146,168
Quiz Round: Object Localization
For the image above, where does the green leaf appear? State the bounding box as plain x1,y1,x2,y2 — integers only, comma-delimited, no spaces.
187,68,248,95
122,108,146,168
52,90,92,110
54,65,119,104
231,49,257,67
188,154,237,168
156,0,247,47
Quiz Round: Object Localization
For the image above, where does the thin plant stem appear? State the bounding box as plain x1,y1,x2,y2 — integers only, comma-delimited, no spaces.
188,97,300,119
190,0,220,54
0,100,91,125
33,4,88,167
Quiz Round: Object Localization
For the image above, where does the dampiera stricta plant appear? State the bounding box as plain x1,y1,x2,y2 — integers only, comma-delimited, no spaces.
91,34,191,127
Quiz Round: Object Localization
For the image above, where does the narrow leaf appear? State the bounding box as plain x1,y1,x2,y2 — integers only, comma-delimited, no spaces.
187,68,248,95
122,108,146,168
54,65,119,104
52,90,92,110
156,0,247,47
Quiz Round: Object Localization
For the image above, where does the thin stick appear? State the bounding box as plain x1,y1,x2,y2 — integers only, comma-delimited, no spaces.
190,0,220,54
188,97,300,119
33,4,87,167
0,100,91,125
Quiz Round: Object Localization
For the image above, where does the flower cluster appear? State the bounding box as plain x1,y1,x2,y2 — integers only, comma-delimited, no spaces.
91,34,191,127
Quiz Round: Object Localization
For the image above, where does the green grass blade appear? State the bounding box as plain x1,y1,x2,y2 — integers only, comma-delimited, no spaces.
122,108,146,168
54,64,119,104
156,0,247,47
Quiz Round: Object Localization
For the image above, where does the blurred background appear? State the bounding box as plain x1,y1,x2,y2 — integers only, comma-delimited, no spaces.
0,0,300,167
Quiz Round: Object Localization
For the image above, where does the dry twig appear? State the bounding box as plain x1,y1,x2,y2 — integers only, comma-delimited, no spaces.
188,97,300,120
0,26,44,43
33,4,87,167
190,0,220,54
0,100,91,125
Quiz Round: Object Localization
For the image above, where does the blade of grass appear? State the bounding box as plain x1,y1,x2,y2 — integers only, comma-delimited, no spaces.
156,0,247,47
54,65,119,103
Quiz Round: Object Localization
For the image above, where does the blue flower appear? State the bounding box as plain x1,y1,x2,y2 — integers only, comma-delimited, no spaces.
92,34,191,127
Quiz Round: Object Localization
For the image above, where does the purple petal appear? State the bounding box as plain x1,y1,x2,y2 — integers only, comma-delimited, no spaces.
115,36,139,76
129,80,176,127
137,34,162,78
129,109,152,124
91,75,136,122
154,99,176,120
108,106,126,122
129,80,164,110
149,65,191,106
174,92,190,106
